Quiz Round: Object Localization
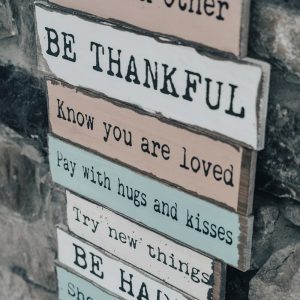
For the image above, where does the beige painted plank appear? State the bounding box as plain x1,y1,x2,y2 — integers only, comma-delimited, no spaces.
47,79,256,215
49,0,251,56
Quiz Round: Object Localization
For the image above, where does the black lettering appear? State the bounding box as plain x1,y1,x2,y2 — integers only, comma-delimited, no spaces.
180,147,190,170
202,272,210,284
205,78,223,110
90,252,104,279
143,59,158,90
119,269,135,297
73,206,81,222
178,260,189,275
218,226,225,241
125,55,141,84
160,64,179,98
183,71,201,101
191,267,201,283
164,0,175,8
108,226,118,240
67,282,76,297
204,0,215,16
45,27,60,57
90,42,104,72
210,224,217,238
147,244,156,258
213,164,223,181
225,84,245,118
202,220,210,235
57,99,66,120
226,230,233,245
62,32,76,62
137,282,150,300
224,164,234,187
216,1,229,20
186,210,194,228
107,47,123,78
179,0,187,11
76,287,85,300
73,243,87,269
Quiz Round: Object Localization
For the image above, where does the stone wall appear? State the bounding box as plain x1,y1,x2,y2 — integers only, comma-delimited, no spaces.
0,0,299,299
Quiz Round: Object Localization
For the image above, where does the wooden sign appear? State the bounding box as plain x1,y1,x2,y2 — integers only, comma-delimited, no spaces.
48,80,255,215
49,135,253,271
57,228,191,300
36,4,270,150
49,0,250,56
66,191,226,299
56,265,119,300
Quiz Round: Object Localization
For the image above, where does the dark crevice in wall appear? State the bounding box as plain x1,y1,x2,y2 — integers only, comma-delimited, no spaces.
0,64,47,153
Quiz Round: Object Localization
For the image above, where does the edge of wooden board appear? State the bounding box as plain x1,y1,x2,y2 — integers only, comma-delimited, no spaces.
57,225,201,300
47,0,250,58
55,263,122,300
48,134,253,271
35,1,270,150
46,77,256,216
239,0,251,58
212,262,227,300
65,190,227,299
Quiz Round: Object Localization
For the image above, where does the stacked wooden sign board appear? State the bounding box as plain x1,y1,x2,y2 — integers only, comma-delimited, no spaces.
34,1,270,299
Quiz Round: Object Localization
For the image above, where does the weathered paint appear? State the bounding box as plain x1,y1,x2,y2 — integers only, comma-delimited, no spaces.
49,0,251,56
67,191,225,299
48,80,256,214
49,135,253,270
35,4,270,149
57,228,190,300
56,266,119,300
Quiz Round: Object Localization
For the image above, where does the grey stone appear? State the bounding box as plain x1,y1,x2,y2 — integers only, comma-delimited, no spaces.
255,68,300,202
250,0,300,203
0,124,47,221
283,201,300,226
0,64,47,150
0,0,17,39
0,0,37,71
0,124,66,298
251,194,300,270
251,0,300,77
0,266,56,300
249,243,300,300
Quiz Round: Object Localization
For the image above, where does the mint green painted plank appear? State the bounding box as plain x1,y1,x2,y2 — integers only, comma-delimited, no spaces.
49,135,253,270
56,266,118,300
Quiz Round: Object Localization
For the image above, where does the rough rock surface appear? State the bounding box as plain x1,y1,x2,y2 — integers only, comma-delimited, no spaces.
0,125,66,299
0,0,37,71
251,194,300,270
0,0,16,39
251,0,300,202
249,244,300,300
251,0,300,77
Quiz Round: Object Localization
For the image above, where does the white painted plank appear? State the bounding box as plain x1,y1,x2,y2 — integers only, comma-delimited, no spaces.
57,228,192,300
35,4,270,149
67,191,225,299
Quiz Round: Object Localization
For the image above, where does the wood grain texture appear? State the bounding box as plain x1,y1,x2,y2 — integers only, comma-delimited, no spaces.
47,79,256,215
49,135,253,271
49,0,250,57
35,3,270,150
66,191,226,299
